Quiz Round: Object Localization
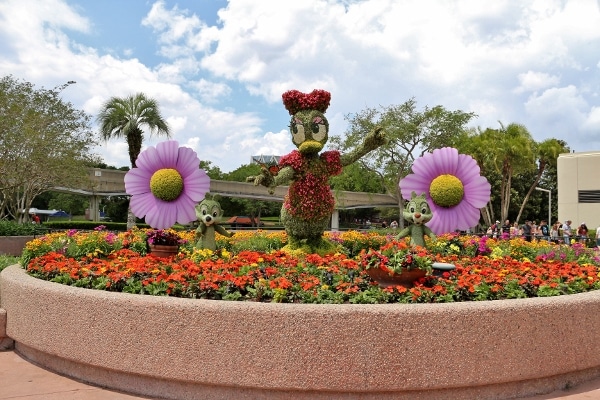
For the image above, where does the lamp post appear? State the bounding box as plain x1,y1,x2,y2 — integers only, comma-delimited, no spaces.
535,187,551,225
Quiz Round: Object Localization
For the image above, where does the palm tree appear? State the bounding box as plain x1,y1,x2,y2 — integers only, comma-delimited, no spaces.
514,138,569,224
96,93,171,227
97,93,170,168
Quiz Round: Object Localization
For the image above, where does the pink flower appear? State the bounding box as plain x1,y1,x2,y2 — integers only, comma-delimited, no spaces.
400,147,491,234
124,141,210,229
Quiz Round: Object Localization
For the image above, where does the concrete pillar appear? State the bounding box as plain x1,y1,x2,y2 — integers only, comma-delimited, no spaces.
88,196,100,222
331,209,339,231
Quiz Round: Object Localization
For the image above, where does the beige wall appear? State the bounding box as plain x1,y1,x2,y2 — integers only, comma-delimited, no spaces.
557,151,600,230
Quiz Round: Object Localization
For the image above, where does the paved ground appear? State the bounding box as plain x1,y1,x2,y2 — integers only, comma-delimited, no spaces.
2,350,600,400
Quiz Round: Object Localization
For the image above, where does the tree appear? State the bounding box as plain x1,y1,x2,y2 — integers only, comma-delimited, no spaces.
513,138,569,224
200,160,224,180
0,75,98,221
48,193,87,217
96,93,170,227
222,163,280,223
455,125,569,227
97,93,170,168
330,98,476,227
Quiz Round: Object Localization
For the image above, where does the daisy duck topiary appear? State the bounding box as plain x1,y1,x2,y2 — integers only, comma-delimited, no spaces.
247,89,385,254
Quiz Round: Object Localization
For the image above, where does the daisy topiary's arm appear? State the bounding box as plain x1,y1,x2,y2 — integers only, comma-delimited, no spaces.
340,126,386,167
246,166,294,195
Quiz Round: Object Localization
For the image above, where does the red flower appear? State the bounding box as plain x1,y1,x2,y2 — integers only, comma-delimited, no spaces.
282,89,331,115
279,150,342,220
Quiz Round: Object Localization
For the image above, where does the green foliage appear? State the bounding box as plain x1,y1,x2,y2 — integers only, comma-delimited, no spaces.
0,220,46,236
0,255,20,272
330,98,476,209
96,92,170,168
48,193,87,216
0,75,98,221
454,125,569,226
330,163,385,193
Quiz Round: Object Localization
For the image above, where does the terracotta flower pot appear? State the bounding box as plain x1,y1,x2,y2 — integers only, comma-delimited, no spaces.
149,244,179,258
365,266,427,288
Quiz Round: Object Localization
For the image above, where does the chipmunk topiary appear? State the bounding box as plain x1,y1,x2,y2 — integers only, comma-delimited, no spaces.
247,89,386,254
396,191,436,247
194,197,233,251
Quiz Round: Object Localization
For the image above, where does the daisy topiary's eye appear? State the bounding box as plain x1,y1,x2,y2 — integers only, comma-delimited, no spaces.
311,116,327,141
290,117,305,145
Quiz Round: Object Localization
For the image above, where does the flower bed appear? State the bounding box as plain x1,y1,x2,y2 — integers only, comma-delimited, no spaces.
3,229,600,399
18,228,600,303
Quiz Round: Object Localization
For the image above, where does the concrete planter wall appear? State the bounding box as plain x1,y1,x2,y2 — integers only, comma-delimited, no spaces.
2,264,600,400
0,236,34,256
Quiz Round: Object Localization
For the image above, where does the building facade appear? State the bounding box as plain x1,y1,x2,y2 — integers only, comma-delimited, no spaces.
557,151,600,230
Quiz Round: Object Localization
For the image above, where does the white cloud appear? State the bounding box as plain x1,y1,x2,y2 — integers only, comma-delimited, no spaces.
583,106,600,131
514,71,561,94
2,0,600,170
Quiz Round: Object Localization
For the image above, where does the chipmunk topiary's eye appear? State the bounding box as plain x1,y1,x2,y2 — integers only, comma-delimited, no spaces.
290,117,305,145
311,116,327,142
420,204,429,214
211,206,220,218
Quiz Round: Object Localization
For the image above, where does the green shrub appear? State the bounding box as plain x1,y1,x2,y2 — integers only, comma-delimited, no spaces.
0,220,46,236
0,255,20,272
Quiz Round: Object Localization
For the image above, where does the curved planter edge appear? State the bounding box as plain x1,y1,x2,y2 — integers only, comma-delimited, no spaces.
2,264,600,399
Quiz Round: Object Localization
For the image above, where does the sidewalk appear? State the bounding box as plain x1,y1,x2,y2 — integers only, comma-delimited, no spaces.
1,349,600,400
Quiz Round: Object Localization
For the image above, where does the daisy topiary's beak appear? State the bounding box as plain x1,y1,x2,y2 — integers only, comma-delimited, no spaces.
299,140,323,154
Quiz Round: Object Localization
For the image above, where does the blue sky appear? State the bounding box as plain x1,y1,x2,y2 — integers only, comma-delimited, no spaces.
1,0,599,172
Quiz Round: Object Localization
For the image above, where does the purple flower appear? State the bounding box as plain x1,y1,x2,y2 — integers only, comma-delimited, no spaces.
124,140,210,229
400,147,491,235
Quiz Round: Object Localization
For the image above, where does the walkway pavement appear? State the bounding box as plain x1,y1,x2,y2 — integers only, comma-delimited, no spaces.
2,349,600,400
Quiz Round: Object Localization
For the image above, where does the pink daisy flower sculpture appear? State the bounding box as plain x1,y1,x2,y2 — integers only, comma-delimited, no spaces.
399,147,491,235
124,140,210,229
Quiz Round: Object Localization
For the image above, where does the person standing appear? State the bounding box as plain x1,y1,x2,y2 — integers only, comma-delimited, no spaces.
510,222,519,238
577,223,589,244
522,220,532,242
531,221,539,241
550,222,560,243
31,213,41,224
501,219,511,238
539,220,550,242
562,220,573,244
596,224,600,248
492,220,500,238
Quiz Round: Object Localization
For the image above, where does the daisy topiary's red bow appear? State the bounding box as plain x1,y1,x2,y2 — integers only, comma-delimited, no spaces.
282,89,331,115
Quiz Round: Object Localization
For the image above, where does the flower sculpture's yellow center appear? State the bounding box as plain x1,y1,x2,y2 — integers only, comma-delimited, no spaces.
150,168,184,202
429,174,464,208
